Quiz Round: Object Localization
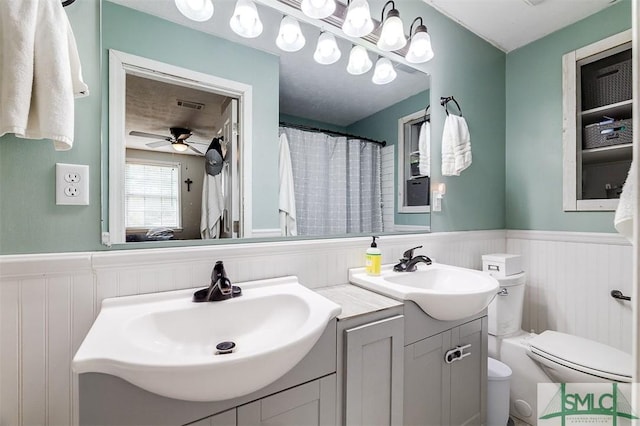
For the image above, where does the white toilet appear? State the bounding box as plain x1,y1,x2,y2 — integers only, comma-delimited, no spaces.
484,254,632,425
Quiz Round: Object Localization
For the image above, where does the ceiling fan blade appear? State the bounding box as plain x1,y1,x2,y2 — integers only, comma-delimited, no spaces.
130,131,172,141
146,140,172,148
188,144,204,155
176,132,193,141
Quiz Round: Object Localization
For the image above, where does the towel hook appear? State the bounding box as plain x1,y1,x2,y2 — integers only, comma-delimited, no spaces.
424,104,431,121
440,96,462,117
62,0,77,6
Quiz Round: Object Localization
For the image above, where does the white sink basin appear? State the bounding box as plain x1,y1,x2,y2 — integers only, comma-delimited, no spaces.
73,276,341,402
349,263,499,321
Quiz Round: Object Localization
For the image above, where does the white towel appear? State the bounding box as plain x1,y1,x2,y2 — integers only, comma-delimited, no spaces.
0,0,89,151
614,161,635,242
441,115,472,176
279,133,297,236
418,121,430,177
200,171,224,239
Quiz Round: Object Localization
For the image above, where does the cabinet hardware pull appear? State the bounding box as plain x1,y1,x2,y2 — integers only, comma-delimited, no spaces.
444,344,472,364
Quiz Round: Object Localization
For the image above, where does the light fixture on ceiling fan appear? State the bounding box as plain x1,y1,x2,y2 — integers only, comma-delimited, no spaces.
129,127,208,154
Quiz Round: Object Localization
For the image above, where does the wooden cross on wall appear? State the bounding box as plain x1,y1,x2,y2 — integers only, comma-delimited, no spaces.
184,178,193,192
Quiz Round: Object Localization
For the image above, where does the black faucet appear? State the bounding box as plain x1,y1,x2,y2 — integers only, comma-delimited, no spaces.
393,246,432,272
193,261,242,302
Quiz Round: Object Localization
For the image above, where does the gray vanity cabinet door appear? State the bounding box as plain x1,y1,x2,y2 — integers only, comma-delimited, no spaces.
403,332,450,426
236,374,336,426
403,317,487,426
345,315,404,426
449,318,485,426
186,409,236,426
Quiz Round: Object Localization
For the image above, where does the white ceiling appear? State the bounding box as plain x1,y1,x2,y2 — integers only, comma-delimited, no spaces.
423,0,619,52
125,74,228,155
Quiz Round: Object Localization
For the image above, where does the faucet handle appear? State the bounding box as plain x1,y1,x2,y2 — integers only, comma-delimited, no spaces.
211,260,226,282
403,246,423,260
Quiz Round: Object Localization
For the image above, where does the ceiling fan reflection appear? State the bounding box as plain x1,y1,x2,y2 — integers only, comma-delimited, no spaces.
129,127,208,154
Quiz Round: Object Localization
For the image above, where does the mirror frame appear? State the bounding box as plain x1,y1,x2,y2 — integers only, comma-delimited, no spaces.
107,49,254,245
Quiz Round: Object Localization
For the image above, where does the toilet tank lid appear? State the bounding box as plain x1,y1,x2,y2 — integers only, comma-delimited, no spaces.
482,253,521,262
529,331,631,379
495,272,526,286
488,357,512,380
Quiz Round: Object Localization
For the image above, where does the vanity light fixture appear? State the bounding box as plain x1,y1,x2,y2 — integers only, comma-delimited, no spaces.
341,0,374,38
276,16,306,52
229,0,263,38
371,57,396,85
377,1,406,51
172,142,190,152
346,45,372,75
301,0,336,19
174,0,214,22
406,17,434,63
314,32,342,65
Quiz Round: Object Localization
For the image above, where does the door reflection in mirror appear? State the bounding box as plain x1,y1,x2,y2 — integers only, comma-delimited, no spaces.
108,49,253,245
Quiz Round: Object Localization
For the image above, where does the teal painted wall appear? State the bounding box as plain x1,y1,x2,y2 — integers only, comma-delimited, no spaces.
505,0,632,232
347,90,430,226
0,0,506,254
102,2,280,232
0,0,102,254
390,1,506,232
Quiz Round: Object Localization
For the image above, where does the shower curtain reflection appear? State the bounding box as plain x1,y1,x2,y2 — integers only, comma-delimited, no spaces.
280,127,383,236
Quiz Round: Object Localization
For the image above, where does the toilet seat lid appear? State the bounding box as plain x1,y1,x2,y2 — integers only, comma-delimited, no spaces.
529,331,631,381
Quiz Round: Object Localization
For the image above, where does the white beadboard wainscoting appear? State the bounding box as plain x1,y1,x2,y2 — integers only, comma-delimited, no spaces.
0,230,505,426
507,230,633,353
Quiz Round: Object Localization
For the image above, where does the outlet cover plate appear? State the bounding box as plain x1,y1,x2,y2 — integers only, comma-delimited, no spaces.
56,163,89,205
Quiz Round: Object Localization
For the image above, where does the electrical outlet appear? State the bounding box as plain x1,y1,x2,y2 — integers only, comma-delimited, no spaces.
56,163,89,205
64,172,81,183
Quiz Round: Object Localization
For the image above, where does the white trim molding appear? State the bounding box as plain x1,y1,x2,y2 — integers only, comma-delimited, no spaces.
506,229,632,246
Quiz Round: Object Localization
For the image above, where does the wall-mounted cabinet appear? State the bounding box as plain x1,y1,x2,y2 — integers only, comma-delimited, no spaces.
563,30,633,211
398,110,430,213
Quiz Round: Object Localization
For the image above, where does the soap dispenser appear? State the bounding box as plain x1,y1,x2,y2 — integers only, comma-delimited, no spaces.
365,236,381,276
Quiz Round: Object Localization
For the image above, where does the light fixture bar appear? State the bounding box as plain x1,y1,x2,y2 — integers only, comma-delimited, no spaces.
274,0,410,57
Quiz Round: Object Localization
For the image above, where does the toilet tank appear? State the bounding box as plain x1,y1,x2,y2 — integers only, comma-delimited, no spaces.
488,272,526,336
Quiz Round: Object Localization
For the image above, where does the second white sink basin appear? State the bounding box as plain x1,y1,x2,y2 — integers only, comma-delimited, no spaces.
73,276,341,402
349,263,499,321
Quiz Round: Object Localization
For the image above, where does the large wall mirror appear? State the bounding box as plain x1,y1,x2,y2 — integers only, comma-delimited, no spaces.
102,0,431,245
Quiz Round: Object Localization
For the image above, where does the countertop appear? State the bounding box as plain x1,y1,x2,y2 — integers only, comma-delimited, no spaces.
315,284,403,320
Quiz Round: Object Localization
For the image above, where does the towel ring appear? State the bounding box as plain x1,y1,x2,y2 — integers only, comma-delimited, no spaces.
62,0,77,7
440,96,463,117
424,105,431,121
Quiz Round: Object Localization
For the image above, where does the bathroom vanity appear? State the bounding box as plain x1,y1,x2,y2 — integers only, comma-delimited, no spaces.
76,280,488,426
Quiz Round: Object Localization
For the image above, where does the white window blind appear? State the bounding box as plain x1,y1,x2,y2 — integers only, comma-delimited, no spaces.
125,161,181,229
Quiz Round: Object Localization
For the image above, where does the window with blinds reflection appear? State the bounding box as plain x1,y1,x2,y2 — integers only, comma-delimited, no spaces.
125,161,181,229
